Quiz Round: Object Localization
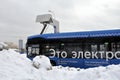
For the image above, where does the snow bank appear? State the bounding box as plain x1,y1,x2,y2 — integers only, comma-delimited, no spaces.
0,49,120,80
0,49,36,80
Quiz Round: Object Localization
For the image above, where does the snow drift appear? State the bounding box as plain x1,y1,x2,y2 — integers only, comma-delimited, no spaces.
0,49,120,80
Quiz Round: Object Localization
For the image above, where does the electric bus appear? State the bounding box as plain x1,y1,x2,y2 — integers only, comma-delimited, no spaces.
26,29,120,68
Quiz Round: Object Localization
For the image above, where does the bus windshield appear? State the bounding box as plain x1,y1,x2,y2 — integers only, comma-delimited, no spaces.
27,44,40,57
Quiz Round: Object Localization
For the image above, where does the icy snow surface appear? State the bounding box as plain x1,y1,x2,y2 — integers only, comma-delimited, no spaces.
0,49,120,80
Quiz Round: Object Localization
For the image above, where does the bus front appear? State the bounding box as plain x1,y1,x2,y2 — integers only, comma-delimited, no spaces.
26,35,43,60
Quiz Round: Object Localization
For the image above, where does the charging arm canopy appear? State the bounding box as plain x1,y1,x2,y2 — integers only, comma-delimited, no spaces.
36,14,59,34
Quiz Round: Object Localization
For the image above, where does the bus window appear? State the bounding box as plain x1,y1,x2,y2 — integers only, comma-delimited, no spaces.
100,44,105,51
116,42,120,57
99,44,106,58
111,43,116,52
28,47,32,56
60,43,83,58
84,43,91,51
91,44,105,58
117,42,120,51
42,43,59,56
111,42,120,58
104,42,109,52
91,44,97,52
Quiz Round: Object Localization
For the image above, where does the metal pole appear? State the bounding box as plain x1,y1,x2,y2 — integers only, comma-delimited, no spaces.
40,23,47,34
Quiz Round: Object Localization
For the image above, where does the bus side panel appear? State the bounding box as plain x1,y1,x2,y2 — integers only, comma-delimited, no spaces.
110,59,120,65
84,59,110,68
57,58,84,68
49,57,84,68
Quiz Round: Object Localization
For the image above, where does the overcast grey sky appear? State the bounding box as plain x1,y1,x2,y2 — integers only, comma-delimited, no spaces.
0,0,120,45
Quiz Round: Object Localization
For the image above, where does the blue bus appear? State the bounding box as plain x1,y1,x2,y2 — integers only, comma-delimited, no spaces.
26,29,120,68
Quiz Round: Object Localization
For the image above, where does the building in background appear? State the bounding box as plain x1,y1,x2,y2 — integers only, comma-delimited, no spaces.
5,42,18,49
19,39,24,53
0,42,18,51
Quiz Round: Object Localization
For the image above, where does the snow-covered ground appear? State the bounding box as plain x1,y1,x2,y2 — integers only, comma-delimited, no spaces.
0,49,120,80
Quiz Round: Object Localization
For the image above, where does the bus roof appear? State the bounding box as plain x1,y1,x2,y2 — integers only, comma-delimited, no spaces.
28,29,120,40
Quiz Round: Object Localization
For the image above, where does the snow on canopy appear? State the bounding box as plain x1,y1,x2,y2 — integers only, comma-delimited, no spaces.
0,49,120,80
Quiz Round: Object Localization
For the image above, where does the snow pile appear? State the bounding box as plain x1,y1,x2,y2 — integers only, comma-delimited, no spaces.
33,55,52,70
0,49,36,80
0,49,120,80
